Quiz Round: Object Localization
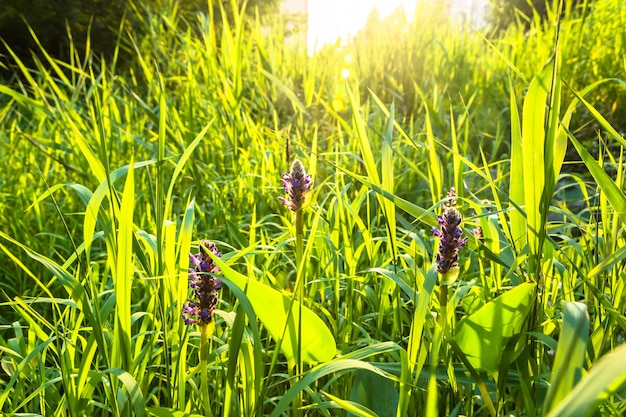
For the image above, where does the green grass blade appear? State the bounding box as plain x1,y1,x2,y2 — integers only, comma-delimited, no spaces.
348,369,398,417
546,343,626,417
270,359,397,417
543,302,589,414
453,281,537,375
210,252,336,363
104,368,145,417
521,63,552,259
112,157,135,371
508,76,526,252
566,131,626,227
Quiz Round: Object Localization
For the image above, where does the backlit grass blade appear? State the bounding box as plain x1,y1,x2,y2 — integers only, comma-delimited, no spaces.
325,389,377,417
381,103,397,257
0,232,108,367
0,336,56,410
326,159,439,229
521,62,552,261
546,343,626,417
397,266,436,415
112,157,135,371
454,281,537,376
104,368,145,417
569,83,626,149
346,87,400,259
162,118,213,219
270,359,397,417
147,407,204,417
543,302,589,414
566,131,626,227
346,84,380,186
210,252,336,363
508,76,526,252
83,160,155,264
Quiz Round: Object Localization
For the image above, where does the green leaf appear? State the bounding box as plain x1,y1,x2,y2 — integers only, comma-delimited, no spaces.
104,368,145,417
327,389,378,417
547,343,626,417
164,121,214,221
566,130,626,227
112,156,135,371
348,369,399,417
521,64,552,256
210,255,336,363
146,408,204,417
270,358,397,417
543,302,589,414
454,282,537,375
503,75,526,249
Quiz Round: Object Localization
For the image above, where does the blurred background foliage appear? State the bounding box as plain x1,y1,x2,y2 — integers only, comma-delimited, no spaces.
0,0,280,76
487,0,569,29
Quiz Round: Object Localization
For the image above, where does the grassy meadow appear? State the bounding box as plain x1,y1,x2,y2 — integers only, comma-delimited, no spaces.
1,0,626,415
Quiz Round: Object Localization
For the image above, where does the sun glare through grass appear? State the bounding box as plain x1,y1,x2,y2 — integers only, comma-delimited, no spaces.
297,0,488,52
306,0,418,51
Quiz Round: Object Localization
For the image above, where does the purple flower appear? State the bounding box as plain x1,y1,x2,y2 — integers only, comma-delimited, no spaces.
432,189,468,276
279,159,312,212
182,240,223,326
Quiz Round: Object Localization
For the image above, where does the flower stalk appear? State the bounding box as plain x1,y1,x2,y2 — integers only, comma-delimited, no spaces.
280,158,312,416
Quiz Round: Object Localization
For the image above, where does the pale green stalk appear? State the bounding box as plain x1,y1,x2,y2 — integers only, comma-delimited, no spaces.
294,207,305,417
200,322,215,417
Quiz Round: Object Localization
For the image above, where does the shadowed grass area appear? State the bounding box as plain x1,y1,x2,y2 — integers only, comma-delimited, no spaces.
0,0,625,415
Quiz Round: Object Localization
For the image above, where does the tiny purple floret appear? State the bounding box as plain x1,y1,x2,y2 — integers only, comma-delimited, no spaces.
182,240,223,326
432,188,468,275
280,159,312,212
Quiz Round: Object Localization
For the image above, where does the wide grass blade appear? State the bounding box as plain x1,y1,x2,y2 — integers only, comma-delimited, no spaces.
454,281,537,376
270,359,397,417
210,252,336,363
521,62,552,261
547,343,626,417
543,302,589,414
111,157,135,372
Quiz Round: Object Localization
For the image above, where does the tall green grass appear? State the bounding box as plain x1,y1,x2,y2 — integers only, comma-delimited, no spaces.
1,0,626,415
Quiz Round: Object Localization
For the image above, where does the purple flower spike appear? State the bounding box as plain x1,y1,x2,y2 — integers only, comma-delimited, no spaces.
432,189,468,276
279,159,312,212
182,240,223,326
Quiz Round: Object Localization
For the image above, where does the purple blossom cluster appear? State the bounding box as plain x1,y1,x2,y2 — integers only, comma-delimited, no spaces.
182,240,223,326
280,159,312,212
432,188,468,275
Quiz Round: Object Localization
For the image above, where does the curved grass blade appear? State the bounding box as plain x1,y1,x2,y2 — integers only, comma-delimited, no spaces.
546,343,626,417
543,302,589,414
566,130,626,227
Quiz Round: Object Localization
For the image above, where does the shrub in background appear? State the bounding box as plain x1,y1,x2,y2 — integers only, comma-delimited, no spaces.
0,0,279,77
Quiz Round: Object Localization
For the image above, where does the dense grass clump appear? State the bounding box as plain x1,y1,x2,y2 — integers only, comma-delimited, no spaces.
0,0,625,416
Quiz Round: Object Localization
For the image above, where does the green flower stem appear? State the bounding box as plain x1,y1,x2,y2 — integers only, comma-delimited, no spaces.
439,283,448,328
200,322,214,417
294,208,305,417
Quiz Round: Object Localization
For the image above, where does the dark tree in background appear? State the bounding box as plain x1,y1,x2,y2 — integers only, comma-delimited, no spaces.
0,0,130,69
0,0,279,75
487,0,588,30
